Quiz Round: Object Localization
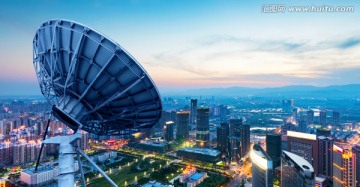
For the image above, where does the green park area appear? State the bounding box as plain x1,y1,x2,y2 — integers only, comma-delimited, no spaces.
86,147,229,187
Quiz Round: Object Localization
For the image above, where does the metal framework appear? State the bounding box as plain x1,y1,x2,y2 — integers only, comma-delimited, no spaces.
33,20,162,135
42,129,118,187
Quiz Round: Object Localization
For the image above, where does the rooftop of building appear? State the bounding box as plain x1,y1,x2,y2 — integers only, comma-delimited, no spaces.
287,131,316,140
177,111,190,114
165,121,174,125
22,167,54,175
282,151,314,175
178,147,221,157
140,140,168,147
317,136,333,140
190,173,205,181
251,144,273,169
315,176,327,182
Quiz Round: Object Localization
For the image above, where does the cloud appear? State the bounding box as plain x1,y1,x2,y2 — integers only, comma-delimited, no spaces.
145,33,360,87
338,38,360,49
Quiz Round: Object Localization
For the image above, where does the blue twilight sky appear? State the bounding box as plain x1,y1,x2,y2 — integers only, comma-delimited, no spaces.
0,0,359,95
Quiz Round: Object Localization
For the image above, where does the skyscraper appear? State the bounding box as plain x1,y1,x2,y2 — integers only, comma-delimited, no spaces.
307,110,314,126
332,111,340,127
281,151,315,187
251,144,273,187
229,119,242,136
299,113,307,133
216,122,229,154
318,136,333,179
333,144,356,187
266,134,281,168
25,141,36,163
352,145,360,187
235,124,250,157
292,108,298,123
190,99,197,124
228,136,241,163
80,131,89,149
13,140,26,166
320,110,327,128
164,121,174,142
219,105,228,121
196,107,209,147
176,111,190,140
287,131,319,174
0,141,12,166
316,128,331,137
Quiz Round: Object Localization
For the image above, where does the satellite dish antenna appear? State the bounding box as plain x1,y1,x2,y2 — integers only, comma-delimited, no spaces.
32,20,162,187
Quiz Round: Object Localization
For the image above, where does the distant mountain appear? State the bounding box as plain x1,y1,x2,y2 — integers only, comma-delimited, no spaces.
161,84,360,98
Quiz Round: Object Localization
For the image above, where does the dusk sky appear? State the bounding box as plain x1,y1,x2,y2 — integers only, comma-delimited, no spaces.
0,0,360,95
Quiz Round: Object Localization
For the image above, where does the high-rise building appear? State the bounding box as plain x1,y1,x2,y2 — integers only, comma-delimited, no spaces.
216,122,229,154
332,111,340,127
176,111,190,140
352,145,360,187
333,144,356,187
190,99,198,124
316,128,331,137
80,131,89,149
171,111,177,124
266,134,281,168
287,131,319,174
281,151,315,187
299,113,307,133
320,110,327,128
0,120,4,135
228,136,241,163
318,136,333,179
235,124,250,157
0,141,12,166
13,140,26,166
164,121,174,142
229,119,242,136
25,141,36,163
251,144,273,187
307,110,314,126
292,108,298,123
196,107,209,147
219,105,228,121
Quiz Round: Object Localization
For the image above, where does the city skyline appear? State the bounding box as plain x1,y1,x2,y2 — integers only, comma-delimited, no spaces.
0,0,360,95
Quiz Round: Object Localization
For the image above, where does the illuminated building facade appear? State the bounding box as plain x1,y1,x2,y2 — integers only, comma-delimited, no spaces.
164,121,174,142
13,140,26,166
251,144,273,187
196,108,209,147
228,136,241,163
234,123,250,156
287,131,319,174
352,145,360,187
333,144,356,187
177,147,221,163
176,111,190,140
190,99,197,124
281,151,315,187
0,179,5,187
